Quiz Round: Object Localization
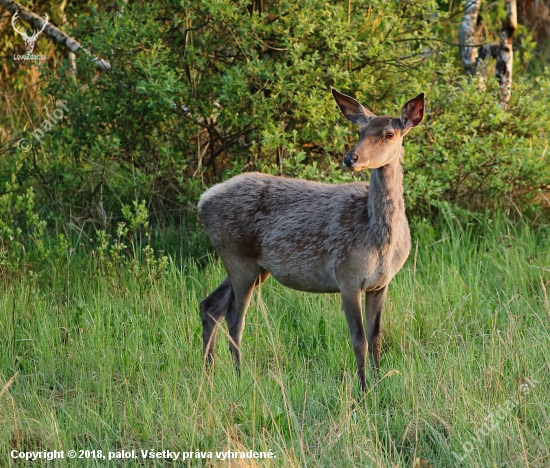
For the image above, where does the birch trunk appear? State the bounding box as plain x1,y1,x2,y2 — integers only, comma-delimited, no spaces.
496,0,517,107
59,0,77,76
459,0,482,74
461,0,517,107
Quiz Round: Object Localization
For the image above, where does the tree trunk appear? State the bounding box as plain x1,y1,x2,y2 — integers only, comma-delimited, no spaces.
516,0,550,44
460,0,517,107
496,0,517,107
459,0,482,75
59,0,77,77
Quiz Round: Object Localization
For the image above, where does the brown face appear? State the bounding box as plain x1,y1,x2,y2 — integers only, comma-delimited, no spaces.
332,89,425,170
346,116,405,170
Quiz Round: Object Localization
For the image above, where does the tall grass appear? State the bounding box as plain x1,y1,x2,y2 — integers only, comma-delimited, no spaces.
1,217,549,467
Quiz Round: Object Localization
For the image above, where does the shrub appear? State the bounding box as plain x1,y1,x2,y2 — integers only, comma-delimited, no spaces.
405,69,550,218
0,183,47,276
2,0,548,239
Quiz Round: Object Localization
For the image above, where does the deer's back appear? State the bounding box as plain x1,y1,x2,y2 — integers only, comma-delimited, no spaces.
198,172,369,262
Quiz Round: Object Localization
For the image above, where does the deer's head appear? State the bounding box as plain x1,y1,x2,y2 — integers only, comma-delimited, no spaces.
332,89,424,171
12,12,49,54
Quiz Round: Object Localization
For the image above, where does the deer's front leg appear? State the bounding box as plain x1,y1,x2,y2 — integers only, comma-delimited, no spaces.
365,285,388,379
341,289,367,393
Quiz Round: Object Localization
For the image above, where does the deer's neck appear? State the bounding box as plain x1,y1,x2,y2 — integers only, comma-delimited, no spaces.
368,147,407,246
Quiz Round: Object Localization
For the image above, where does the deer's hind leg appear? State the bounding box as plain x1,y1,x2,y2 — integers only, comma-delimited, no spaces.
224,258,269,375
201,276,232,367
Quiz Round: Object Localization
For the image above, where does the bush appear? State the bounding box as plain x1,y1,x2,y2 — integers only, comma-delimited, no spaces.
0,184,48,276
2,0,549,237
405,69,550,218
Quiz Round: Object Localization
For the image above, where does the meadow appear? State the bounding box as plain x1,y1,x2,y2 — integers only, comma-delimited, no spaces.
1,216,549,467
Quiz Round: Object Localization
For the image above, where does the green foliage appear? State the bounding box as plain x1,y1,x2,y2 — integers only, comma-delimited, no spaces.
30,0,550,223
405,69,550,217
90,201,169,291
0,183,48,276
32,0,447,220
0,190,168,285
0,0,548,270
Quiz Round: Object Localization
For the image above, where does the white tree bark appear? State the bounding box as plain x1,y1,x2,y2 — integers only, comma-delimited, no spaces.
0,0,111,71
461,0,517,107
496,0,517,107
459,0,482,75
59,0,77,77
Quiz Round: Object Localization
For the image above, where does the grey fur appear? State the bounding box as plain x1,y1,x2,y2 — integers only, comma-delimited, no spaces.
198,89,425,392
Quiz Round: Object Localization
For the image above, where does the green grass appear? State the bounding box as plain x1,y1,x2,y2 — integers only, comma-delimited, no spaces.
1,217,549,467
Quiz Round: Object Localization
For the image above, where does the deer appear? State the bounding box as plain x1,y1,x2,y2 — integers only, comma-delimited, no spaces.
198,88,425,392
11,12,49,54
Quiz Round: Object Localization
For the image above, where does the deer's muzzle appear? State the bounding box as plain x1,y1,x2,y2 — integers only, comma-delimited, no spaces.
343,152,359,168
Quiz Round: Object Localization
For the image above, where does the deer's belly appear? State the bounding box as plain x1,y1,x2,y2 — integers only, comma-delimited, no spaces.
261,261,341,293
273,275,341,293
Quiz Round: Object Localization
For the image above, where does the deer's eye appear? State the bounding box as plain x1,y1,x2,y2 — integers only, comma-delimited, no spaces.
386,132,394,139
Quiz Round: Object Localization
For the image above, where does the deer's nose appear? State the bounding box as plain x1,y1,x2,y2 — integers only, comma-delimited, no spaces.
344,153,359,167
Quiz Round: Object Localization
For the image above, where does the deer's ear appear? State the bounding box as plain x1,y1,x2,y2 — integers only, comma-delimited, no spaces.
401,92,425,129
331,88,375,125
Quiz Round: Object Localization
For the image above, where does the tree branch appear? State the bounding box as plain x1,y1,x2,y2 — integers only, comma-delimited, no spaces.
0,0,111,71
